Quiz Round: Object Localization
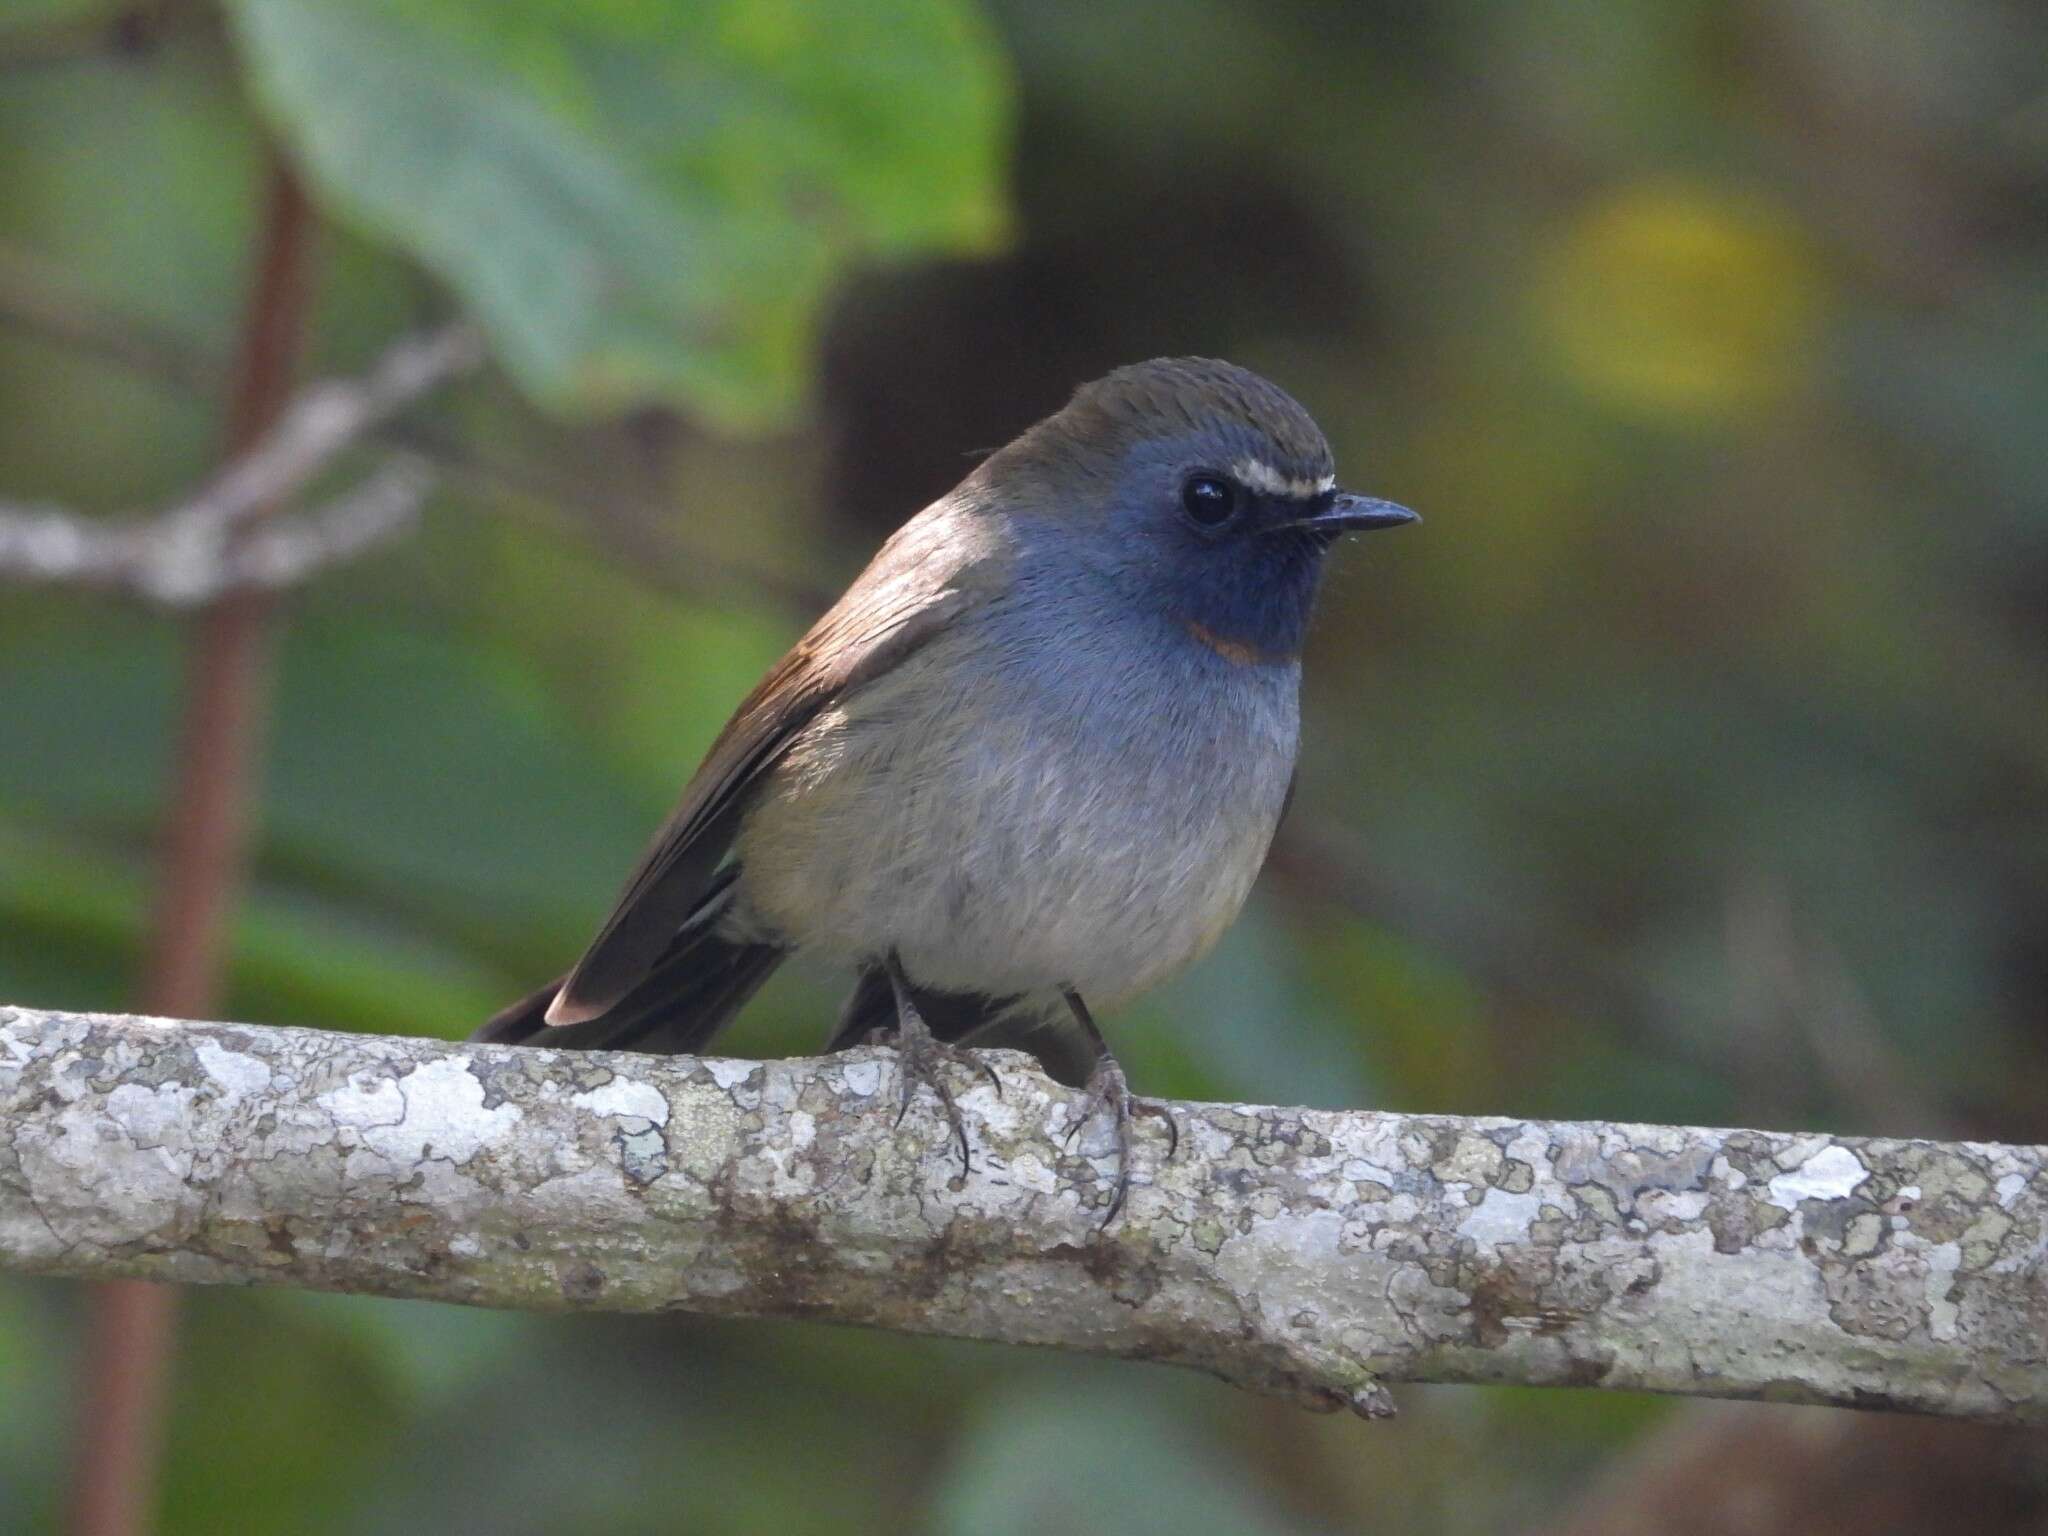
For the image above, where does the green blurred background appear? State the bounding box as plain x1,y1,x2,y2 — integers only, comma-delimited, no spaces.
3,1,2046,1531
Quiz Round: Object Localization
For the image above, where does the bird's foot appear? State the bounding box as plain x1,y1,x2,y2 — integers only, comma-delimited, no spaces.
882,960,998,1176
1065,1052,1178,1228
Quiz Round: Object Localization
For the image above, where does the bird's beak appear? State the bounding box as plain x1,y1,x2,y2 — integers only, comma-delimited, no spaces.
1315,492,1420,533
1271,492,1420,537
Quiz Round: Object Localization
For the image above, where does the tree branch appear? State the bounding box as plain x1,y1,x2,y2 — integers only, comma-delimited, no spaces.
2,1005,2041,1423
0,324,480,606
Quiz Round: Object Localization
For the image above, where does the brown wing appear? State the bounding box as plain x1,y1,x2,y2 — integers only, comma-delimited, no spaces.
544,513,988,1025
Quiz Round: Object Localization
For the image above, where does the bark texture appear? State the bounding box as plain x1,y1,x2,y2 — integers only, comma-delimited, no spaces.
2,1005,2042,1422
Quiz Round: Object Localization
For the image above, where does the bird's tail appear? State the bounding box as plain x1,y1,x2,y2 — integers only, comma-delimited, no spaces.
473,925,785,1056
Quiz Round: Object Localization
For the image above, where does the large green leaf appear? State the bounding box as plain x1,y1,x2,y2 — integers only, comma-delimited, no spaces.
224,0,1011,422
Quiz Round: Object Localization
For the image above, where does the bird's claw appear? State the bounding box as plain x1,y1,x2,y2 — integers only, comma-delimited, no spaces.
884,1019,993,1176
1066,1056,1177,1228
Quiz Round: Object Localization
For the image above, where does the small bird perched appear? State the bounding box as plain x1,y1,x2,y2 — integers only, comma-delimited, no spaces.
478,358,1415,1216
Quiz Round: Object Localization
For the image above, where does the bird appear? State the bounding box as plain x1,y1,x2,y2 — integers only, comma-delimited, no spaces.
476,357,1416,1219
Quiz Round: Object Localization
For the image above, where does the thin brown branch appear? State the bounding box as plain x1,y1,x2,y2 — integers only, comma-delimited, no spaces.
67,151,317,1536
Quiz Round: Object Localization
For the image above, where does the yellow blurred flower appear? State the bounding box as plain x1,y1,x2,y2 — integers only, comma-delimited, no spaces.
1530,182,1822,420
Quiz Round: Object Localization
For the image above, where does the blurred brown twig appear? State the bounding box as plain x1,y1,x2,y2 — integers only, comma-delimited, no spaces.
65,153,325,1536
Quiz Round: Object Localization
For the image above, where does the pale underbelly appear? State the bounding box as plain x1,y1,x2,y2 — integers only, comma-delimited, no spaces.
731,667,1297,1006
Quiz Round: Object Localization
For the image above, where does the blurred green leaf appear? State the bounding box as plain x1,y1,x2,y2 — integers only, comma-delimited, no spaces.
224,0,1012,422
468,511,794,802
161,1293,403,1536
262,618,657,965
278,1294,528,1411
1,0,111,23
931,1377,1316,1536
1843,294,2048,533
1299,914,1494,1114
0,44,256,503
0,1281,66,1533
1124,905,1378,1110
0,609,657,970
0,820,508,1033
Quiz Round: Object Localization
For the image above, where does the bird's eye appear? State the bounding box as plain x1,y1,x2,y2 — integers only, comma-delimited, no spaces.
1180,474,1238,528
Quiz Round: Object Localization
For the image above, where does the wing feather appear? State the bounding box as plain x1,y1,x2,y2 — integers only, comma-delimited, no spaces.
545,512,988,1024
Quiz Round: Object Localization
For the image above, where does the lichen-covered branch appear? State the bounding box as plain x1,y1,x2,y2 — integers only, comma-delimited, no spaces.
2,1005,2041,1422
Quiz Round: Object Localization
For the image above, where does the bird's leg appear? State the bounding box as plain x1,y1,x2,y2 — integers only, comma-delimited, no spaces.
1061,989,1177,1227
882,951,995,1174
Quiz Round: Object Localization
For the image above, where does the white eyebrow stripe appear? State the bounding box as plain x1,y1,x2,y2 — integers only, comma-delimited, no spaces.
1232,458,1337,500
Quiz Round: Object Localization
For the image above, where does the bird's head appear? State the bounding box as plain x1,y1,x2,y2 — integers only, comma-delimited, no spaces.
975,357,1416,664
